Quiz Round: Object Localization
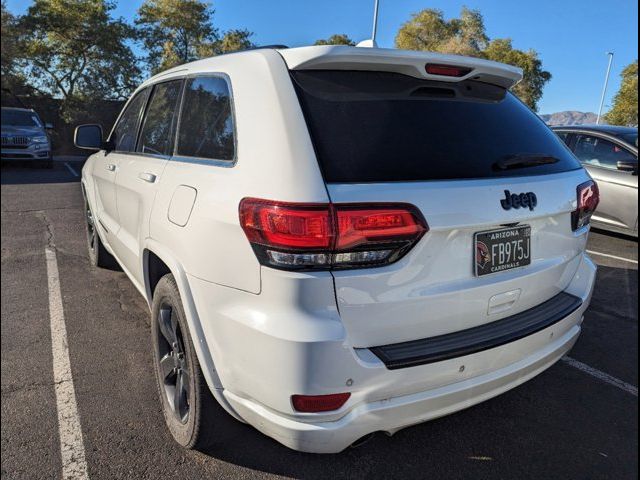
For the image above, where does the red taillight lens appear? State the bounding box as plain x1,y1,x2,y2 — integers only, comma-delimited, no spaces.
336,207,426,250
291,393,350,413
572,180,600,231
239,199,428,270
240,200,332,249
425,63,473,77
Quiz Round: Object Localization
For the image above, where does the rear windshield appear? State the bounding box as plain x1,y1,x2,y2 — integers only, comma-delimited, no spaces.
291,71,581,183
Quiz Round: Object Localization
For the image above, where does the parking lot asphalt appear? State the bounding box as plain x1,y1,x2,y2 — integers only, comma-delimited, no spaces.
1,160,638,480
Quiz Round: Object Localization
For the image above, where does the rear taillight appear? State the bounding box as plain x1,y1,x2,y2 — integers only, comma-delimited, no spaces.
425,63,473,77
572,180,600,231
291,393,350,413
239,198,428,270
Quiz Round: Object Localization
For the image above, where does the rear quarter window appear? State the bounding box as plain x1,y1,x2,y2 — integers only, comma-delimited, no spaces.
176,76,235,161
291,71,581,183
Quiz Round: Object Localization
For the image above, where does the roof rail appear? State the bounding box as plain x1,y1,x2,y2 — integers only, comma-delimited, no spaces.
243,44,289,52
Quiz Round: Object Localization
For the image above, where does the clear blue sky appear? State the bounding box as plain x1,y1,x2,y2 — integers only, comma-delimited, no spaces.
7,0,638,114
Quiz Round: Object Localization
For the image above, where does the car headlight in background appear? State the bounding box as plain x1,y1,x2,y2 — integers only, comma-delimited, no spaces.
32,135,50,149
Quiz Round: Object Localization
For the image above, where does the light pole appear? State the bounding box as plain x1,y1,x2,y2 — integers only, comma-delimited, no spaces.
357,0,381,47
597,52,614,124
371,0,380,45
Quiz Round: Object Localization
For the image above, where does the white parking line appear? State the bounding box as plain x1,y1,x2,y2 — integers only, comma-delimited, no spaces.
64,162,79,177
586,250,638,265
562,356,638,397
46,247,90,479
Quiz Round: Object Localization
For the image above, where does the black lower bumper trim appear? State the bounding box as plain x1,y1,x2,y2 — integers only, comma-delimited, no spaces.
370,292,582,370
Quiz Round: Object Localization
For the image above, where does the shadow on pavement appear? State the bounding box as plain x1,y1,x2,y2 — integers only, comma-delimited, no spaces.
1,160,84,185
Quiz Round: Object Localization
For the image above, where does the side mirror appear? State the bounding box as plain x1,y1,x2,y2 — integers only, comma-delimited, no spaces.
617,160,638,174
44,122,54,130
74,124,104,151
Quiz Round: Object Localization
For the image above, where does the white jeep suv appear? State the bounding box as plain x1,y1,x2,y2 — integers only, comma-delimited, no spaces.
75,45,598,454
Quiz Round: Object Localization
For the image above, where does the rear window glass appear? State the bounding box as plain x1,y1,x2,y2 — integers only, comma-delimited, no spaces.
137,79,183,156
291,71,581,183
112,89,149,152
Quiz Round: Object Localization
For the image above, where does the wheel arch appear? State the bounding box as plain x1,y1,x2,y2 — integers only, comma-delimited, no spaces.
142,240,244,423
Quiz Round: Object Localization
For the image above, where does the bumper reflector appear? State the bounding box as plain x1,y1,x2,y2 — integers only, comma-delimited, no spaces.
291,393,351,413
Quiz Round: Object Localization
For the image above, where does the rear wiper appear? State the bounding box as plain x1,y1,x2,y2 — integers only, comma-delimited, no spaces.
494,154,560,171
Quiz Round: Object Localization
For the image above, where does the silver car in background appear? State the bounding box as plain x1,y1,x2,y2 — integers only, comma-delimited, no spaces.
553,125,638,237
1,107,53,169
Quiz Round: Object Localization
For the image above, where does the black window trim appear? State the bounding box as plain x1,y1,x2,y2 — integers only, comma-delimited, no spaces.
134,77,186,160
172,72,238,168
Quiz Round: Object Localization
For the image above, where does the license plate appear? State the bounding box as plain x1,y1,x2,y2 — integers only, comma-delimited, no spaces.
474,225,531,276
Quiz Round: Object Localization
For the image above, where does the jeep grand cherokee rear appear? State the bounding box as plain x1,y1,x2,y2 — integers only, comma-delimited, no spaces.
78,45,597,454
224,50,596,452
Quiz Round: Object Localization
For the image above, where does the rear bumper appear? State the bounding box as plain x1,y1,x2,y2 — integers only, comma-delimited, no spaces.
190,253,596,453
226,319,580,453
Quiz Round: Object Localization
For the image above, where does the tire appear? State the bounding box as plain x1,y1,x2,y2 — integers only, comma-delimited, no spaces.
84,199,119,269
151,274,217,449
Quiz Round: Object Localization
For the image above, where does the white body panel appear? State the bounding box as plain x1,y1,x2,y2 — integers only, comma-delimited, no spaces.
326,170,591,346
80,45,596,454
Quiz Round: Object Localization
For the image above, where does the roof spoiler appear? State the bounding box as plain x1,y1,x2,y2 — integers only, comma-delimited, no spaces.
280,46,523,89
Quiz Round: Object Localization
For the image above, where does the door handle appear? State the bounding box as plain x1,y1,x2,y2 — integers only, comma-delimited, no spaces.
138,172,157,183
106,164,116,172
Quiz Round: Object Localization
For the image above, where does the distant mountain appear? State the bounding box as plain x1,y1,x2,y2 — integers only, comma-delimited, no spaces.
539,111,599,126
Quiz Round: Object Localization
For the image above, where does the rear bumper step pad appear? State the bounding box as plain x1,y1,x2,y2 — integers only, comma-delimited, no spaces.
370,292,582,370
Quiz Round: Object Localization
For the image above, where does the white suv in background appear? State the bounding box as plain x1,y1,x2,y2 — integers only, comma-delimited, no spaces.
75,45,598,454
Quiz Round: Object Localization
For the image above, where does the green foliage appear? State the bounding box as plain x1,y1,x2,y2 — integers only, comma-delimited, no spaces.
216,29,254,54
19,0,140,119
395,7,551,111
1,1,32,96
136,0,254,73
395,7,487,56
199,28,255,57
484,39,551,112
136,0,218,73
605,60,638,127
314,34,355,46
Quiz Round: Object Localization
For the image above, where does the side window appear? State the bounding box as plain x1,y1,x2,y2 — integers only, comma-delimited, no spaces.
177,76,235,161
137,80,184,156
574,134,636,170
555,131,570,145
111,89,149,152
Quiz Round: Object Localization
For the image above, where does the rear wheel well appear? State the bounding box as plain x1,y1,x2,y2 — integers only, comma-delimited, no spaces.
147,250,172,300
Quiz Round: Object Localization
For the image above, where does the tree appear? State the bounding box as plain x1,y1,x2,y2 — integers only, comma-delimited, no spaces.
1,1,32,96
19,0,140,118
198,28,255,57
314,34,355,46
484,39,551,112
605,60,638,127
395,7,487,56
216,29,254,54
136,0,218,73
395,7,551,111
